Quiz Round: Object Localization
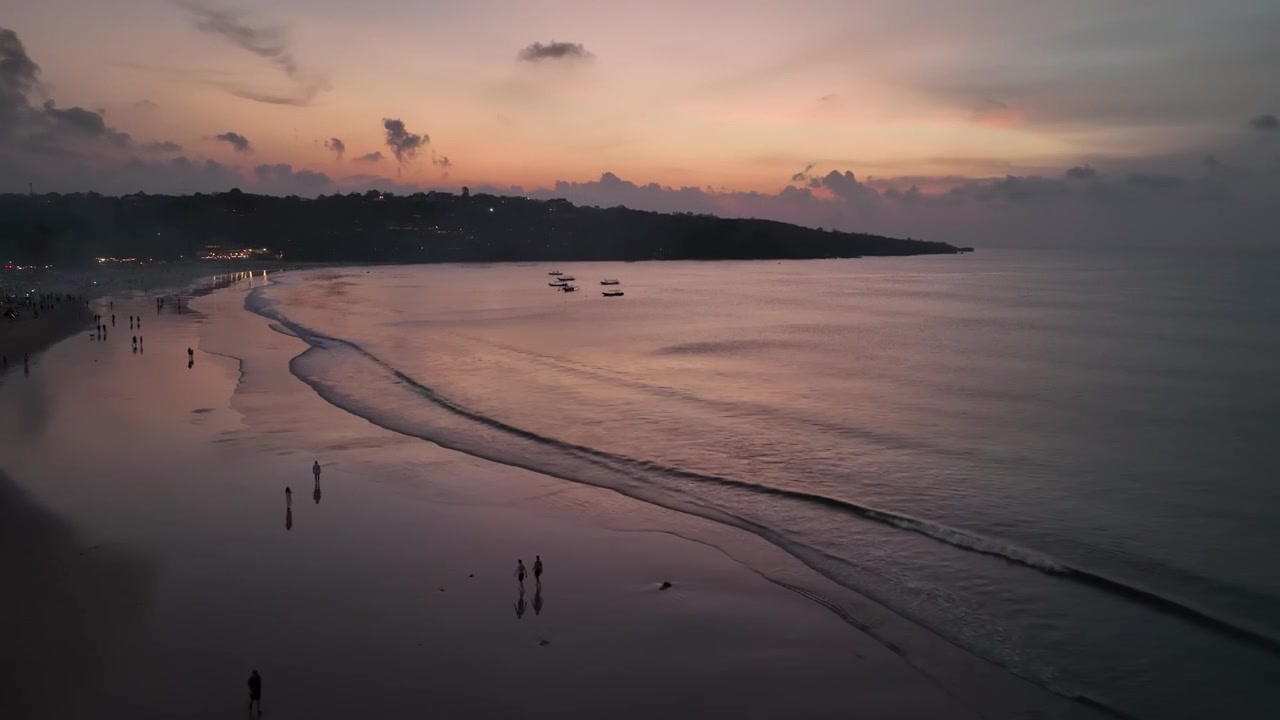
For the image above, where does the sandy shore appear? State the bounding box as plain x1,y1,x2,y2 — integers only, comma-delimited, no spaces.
0,275,1109,719
0,301,92,374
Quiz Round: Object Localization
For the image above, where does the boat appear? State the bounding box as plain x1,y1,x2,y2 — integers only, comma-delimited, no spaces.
561,285,579,292
548,271,563,276
558,276,576,281
602,290,624,297
548,281,567,287
600,279,620,285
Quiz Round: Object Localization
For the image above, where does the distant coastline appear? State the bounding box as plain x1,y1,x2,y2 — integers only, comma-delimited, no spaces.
0,190,964,266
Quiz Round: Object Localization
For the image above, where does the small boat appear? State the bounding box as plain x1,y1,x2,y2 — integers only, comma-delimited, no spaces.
548,271,563,276
548,281,567,287
602,290,624,297
600,279,620,285
561,285,579,292
558,276,576,282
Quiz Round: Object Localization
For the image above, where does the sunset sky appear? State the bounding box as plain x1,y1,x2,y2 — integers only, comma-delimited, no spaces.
3,0,1278,245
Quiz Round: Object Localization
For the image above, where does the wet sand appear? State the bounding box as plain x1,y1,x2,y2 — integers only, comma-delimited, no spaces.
0,277,1109,719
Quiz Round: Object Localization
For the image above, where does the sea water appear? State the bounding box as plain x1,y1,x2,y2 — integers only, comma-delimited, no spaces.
246,250,1280,719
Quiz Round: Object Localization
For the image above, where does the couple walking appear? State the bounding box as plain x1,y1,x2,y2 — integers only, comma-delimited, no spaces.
515,556,544,586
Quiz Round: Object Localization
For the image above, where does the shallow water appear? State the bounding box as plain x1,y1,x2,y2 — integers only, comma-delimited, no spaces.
250,250,1280,719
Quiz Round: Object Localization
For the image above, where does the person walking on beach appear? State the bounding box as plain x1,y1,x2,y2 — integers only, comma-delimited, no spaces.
247,670,263,716
515,559,527,586
285,487,293,509
312,461,321,481
534,556,543,585
188,347,194,360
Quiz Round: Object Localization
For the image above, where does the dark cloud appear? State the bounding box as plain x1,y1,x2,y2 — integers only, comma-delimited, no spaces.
382,119,426,163
808,170,877,203
791,163,816,182
42,102,132,147
517,41,593,63
253,163,332,196
215,131,252,153
432,151,451,169
1,27,135,156
177,3,327,106
354,151,383,163
1,27,41,134
817,94,839,104
144,141,183,154
1065,165,1098,180
325,137,345,159
1251,114,1278,132
1,27,40,100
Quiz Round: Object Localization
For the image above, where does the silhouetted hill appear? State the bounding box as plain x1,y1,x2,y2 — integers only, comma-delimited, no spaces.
0,189,963,265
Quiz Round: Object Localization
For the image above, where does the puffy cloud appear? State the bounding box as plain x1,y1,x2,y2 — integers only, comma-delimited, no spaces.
354,151,384,163
382,118,425,163
517,41,593,62
177,2,328,106
1,27,134,156
215,131,252,153
42,102,132,147
324,137,345,159
1251,114,1278,132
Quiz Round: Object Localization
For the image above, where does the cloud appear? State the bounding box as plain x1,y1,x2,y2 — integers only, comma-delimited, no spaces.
432,152,451,169
791,163,816,182
382,118,426,163
214,131,252,153
253,163,332,196
41,101,132,147
354,151,383,163
1,27,40,104
1251,114,1278,132
808,170,878,204
1,27,136,157
517,41,593,63
177,3,327,106
144,141,183,154
1065,165,1098,180
325,137,345,159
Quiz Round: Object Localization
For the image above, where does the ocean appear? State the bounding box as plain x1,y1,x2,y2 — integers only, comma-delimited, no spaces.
245,250,1280,719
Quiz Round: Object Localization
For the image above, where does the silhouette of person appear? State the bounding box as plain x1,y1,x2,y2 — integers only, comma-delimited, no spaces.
247,670,263,716
534,555,543,585
533,584,543,616
111,313,115,326
515,586,527,619
515,559,527,586
312,461,321,481
188,347,194,360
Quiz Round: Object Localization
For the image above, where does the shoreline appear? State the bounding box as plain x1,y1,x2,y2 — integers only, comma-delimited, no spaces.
1,271,1108,719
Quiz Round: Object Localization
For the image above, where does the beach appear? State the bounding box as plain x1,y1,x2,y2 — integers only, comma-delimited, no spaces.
0,270,1116,719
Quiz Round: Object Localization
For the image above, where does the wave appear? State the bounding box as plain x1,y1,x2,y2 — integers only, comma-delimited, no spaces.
243,282,1280,660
